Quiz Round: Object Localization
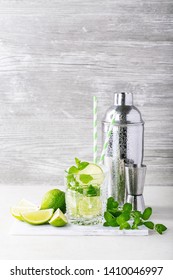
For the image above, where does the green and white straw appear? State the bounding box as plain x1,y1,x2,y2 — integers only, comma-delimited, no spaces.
99,112,115,164
93,96,98,164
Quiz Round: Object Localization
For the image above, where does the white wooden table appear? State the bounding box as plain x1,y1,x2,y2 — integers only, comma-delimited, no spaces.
0,185,172,260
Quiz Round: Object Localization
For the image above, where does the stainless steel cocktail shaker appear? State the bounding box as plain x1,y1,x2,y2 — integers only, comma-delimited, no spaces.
102,92,144,205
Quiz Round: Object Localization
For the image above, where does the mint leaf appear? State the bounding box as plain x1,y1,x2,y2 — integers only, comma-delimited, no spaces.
120,222,131,230
143,221,154,230
79,174,93,184
103,222,110,227
68,166,78,174
116,212,130,225
104,211,114,223
107,197,119,211
69,186,83,194
134,217,141,225
110,210,122,218
123,203,132,212
142,207,152,220
78,162,89,170
75,158,81,167
104,211,118,227
132,210,142,218
86,185,100,197
155,224,167,235
132,217,142,229
67,174,75,184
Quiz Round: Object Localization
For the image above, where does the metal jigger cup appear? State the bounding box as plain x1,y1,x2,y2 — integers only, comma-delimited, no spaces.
125,164,147,212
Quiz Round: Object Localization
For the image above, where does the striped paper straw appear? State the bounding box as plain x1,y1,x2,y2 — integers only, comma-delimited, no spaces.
93,96,98,163
99,112,116,164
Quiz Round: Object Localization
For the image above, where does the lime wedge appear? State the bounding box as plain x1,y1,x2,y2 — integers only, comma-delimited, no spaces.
16,199,38,208
78,196,102,217
11,199,38,221
21,209,54,225
11,207,38,221
77,163,104,185
49,209,68,227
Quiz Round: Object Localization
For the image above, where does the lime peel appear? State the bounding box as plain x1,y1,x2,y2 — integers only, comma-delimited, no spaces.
40,189,66,213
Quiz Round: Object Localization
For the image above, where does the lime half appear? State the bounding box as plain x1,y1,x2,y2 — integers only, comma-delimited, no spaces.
11,199,39,221
78,196,102,217
77,163,104,185
49,209,68,227
21,209,54,225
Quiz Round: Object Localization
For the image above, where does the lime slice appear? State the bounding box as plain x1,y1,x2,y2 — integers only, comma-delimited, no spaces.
77,163,104,185
49,209,68,227
10,199,38,221
21,209,54,225
78,196,102,217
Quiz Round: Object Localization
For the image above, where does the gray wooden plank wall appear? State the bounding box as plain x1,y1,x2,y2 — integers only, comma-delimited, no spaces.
0,0,173,186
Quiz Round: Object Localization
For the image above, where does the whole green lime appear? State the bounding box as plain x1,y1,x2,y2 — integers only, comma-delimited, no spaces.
40,189,66,213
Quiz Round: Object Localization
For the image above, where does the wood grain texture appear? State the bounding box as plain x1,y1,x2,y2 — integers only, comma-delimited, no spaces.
0,0,173,186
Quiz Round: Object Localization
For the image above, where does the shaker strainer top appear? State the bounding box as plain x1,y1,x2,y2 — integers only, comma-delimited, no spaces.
103,92,144,125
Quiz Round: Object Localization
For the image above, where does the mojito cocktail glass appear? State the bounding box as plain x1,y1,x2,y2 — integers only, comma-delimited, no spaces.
65,160,107,225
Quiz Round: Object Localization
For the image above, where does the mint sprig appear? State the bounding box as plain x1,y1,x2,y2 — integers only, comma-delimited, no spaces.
103,197,167,235
66,158,90,189
75,158,89,170
75,157,81,167
66,158,98,196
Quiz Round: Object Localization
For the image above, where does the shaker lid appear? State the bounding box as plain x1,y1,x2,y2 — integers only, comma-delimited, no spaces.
114,92,133,106
103,92,144,125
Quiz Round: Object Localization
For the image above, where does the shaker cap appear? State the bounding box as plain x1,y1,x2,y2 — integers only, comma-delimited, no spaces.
103,92,144,125
114,92,133,106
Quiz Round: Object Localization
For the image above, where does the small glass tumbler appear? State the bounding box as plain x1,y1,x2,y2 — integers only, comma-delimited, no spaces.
65,166,108,225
